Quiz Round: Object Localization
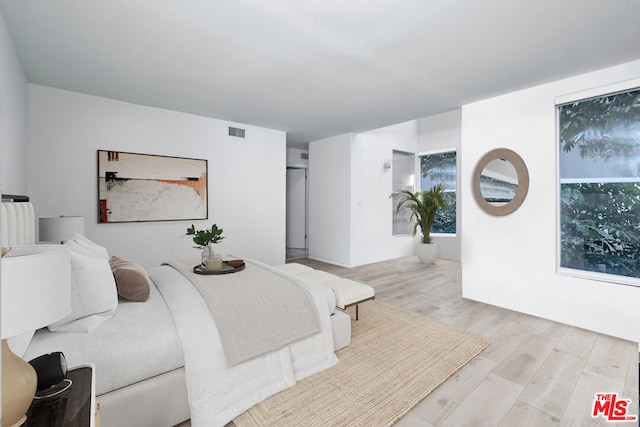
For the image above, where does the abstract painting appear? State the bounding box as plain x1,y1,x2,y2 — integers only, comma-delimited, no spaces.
98,150,207,223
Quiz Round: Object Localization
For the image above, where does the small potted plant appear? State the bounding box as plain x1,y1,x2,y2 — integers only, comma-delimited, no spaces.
186,223,225,270
391,183,449,264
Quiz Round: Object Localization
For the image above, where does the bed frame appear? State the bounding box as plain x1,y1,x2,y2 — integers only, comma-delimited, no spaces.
99,369,189,426
1,198,36,246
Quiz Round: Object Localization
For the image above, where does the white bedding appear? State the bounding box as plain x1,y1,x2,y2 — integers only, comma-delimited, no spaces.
24,281,184,395
150,260,338,427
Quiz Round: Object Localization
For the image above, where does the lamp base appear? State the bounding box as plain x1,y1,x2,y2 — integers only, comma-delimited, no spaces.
8,416,26,427
2,339,37,427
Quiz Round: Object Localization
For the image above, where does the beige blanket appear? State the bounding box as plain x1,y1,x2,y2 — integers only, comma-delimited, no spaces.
165,259,321,367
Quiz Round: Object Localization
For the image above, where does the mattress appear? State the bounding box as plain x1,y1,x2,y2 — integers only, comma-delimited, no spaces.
23,281,184,396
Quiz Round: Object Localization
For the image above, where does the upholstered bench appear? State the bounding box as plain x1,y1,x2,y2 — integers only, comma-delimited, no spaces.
275,263,315,275
275,263,376,321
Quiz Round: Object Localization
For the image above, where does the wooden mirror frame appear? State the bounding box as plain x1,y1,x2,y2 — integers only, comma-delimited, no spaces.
472,148,529,216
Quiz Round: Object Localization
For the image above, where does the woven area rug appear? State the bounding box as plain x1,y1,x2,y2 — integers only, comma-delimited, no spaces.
234,300,490,427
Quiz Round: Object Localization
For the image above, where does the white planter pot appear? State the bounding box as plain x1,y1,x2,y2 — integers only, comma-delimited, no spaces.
415,242,438,265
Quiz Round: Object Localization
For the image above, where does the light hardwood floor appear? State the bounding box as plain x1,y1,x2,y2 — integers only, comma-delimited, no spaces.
291,255,639,427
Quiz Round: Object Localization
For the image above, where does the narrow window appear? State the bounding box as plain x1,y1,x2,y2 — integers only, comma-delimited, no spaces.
558,88,640,283
420,151,456,234
392,150,415,236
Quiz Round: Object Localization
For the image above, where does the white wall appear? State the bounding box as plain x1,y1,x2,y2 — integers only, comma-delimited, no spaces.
286,147,309,168
417,109,462,261
308,121,421,267
27,85,287,267
461,59,640,344
350,121,418,266
0,11,27,195
0,12,28,410
308,133,352,266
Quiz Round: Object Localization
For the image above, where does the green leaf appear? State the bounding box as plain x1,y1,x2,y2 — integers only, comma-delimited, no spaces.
390,183,450,242
185,223,226,247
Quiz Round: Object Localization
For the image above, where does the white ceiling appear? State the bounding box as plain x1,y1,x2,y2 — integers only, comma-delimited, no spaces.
1,1,640,148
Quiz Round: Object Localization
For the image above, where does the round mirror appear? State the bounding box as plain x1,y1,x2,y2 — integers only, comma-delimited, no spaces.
480,158,518,205
473,148,529,216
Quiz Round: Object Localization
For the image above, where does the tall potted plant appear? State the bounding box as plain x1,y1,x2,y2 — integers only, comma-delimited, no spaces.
391,183,449,264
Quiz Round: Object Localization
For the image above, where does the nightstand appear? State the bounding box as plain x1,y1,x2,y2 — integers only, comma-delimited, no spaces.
24,363,98,427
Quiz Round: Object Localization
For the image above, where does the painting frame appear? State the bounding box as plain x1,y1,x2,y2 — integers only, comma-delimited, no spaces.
97,150,208,223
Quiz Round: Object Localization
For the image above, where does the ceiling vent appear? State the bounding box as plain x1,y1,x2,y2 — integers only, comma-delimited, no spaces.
228,127,245,138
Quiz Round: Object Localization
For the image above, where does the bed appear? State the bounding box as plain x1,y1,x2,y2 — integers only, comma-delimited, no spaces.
2,200,347,427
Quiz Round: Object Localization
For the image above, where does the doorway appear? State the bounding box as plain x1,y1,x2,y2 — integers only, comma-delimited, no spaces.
286,167,308,259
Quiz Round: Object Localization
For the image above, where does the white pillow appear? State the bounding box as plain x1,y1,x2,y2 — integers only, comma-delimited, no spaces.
48,244,117,333
63,239,97,258
68,232,109,259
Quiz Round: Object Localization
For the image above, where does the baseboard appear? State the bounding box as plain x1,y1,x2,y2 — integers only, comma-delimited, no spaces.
306,256,352,268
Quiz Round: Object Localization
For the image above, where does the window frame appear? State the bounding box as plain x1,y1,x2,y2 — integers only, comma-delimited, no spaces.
418,148,457,236
555,81,640,288
391,149,415,237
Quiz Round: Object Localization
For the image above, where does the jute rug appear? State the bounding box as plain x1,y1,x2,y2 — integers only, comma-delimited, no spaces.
234,300,490,427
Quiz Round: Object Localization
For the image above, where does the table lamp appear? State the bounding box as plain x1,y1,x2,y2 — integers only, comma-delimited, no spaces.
39,216,85,243
1,245,71,427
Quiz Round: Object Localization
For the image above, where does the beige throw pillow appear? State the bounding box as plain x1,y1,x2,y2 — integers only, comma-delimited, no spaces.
109,256,151,302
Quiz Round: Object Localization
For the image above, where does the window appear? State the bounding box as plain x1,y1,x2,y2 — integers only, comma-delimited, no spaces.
420,151,456,234
391,150,415,236
558,87,640,283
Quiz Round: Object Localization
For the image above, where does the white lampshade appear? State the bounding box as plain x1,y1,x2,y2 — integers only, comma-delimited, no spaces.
39,216,85,243
1,245,71,427
1,245,71,338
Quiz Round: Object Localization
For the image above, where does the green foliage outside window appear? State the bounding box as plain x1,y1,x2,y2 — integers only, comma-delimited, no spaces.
559,88,640,280
420,151,456,234
561,182,640,278
560,91,640,160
